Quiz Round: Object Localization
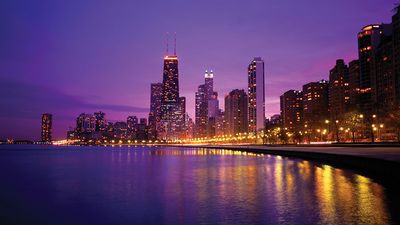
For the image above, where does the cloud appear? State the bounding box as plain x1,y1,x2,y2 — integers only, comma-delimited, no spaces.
0,78,148,119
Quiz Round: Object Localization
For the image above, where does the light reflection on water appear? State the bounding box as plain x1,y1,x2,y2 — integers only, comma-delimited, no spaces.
0,146,394,225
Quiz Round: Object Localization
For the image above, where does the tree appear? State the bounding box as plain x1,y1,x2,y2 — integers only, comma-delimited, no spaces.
342,111,363,143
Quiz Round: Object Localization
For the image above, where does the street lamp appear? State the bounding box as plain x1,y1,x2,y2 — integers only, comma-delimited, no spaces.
325,120,330,141
317,129,322,141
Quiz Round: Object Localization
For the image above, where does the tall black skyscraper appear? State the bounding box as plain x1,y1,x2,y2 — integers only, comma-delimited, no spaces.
158,36,186,140
161,55,179,118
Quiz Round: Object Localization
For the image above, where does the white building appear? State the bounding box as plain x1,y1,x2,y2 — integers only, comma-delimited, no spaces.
248,57,265,134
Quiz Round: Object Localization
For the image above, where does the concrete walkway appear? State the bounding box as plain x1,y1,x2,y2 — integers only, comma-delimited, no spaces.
214,145,400,163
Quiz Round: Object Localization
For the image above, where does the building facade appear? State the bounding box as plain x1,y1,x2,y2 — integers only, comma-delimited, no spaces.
127,116,138,139
195,84,207,137
302,80,329,133
225,89,248,135
149,83,163,139
248,57,265,134
159,54,186,140
94,111,106,132
280,90,303,133
393,7,400,106
329,59,350,120
357,24,391,115
41,113,52,142
348,60,361,110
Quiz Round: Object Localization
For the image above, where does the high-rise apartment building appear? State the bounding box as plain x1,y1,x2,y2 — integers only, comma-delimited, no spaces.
127,116,138,139
329,59,350,120
41,113,52,142
94,111,106,132
302,80,329,130
375,24,395,116
248,57,265,134
348,60,361,110
393,6,400,105
358,24,391,115
280,90,303,132
225,89,248,135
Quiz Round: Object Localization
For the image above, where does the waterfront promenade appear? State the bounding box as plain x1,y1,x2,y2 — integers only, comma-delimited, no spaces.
213,144,400,162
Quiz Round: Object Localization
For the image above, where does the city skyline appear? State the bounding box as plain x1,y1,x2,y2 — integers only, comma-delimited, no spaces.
0,0,397,140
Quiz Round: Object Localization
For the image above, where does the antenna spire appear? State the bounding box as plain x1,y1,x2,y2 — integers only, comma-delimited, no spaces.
174,32,177,55
166,32,170,54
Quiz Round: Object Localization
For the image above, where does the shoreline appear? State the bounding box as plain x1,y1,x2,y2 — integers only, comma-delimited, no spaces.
167,144,400,186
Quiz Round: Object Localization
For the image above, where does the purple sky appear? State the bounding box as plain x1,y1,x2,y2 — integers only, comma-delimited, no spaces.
0,0,397,140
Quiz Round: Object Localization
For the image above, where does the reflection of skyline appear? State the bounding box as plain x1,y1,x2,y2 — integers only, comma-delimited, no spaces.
0,146,393,224
105,147,392,224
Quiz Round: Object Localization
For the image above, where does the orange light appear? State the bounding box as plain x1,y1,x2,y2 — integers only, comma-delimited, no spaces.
164,56,178,60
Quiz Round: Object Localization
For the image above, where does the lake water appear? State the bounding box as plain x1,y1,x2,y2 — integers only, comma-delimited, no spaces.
0,145,397,224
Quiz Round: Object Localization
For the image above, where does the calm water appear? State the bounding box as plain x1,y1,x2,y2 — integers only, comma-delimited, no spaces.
0,145,397,225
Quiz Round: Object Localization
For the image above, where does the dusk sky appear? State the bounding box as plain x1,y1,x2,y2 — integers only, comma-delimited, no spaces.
0,0,397,140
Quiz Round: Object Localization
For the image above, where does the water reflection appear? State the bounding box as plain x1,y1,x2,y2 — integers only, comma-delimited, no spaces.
0,146,394,225
105,147,392,224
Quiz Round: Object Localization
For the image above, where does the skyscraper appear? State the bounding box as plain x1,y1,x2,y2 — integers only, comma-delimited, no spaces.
280,90,303,132
393,6,400,106
159,42,186,140
137,118,148,140
75,113,96,139
161,55,180,121
214,110,226,136
302,80,329,133
175,96,187,138
161,56,179,105
329,59,350,120
208,92,219,118
127,116,138,139
149,83,163,139
375,23,395,116
225,89,248,135
205,70,214,99
94,111,106,132
205,70,219,118
348,60,361,110
357,24,391,115
248,57,265,134
195,84,207,137
185,115,194,139
195,70,220,137
41,113,52,142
